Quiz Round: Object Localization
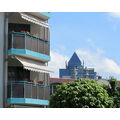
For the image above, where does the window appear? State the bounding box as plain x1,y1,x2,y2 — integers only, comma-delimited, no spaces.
8,67,16,82
40,27,49,40
8,23,30,33
17,67,30,81
8,67,30,82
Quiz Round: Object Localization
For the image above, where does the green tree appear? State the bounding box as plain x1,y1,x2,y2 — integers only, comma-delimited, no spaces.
103,77,120,108
50,79,113,108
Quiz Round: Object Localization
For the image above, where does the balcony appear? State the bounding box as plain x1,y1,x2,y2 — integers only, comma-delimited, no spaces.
8,32,50,61
7,81,50,106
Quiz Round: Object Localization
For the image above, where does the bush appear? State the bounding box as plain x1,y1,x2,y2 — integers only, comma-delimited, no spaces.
50,79,113,108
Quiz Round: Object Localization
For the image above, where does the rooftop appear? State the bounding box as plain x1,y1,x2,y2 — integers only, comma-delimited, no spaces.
50,78,75,83
68,52,82,67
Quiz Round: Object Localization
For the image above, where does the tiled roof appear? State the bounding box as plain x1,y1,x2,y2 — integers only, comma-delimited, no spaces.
50,78,75,83
117,81,120,85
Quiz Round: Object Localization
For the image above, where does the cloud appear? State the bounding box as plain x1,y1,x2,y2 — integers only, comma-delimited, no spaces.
86,38,95,47
76,49,120,78
59,45,66,51
109,12,120,18
49,48,120,79
48,51,69,77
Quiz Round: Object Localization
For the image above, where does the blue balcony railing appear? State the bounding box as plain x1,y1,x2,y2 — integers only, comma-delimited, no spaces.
7,81,50,101
8,32,50,56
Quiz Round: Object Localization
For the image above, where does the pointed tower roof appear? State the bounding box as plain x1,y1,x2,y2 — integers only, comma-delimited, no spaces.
68,52,81,67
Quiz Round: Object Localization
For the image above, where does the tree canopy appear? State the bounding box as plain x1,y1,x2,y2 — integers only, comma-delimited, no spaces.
50,79,113,108
103,77,120,108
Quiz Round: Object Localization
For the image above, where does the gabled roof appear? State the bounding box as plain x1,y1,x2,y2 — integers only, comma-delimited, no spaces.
68,52,81,67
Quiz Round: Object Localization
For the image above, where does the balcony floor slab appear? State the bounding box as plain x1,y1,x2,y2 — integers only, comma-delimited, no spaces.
8,48,50,62
7,98,49,106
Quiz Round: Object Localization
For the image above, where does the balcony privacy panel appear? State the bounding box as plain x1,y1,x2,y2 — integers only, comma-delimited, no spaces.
32,86,37,99
25,84,31,98
13,36,24,49
7,83,49,101
45,87,49,100
38,86,43,99
45,43,50,55
39,40,44,53
32,37,38,52
26,36,31,50
12,84,24,98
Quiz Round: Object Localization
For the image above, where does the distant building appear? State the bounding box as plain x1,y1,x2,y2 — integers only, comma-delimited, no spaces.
50,78,75,94
117,81,120,87
59,52,97,79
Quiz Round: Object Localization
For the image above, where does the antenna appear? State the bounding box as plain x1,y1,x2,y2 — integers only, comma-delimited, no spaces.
65,60,68,68
83,60,84,68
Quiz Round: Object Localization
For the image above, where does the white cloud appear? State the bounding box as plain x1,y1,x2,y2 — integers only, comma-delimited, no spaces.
49,49,120,79
86,38,95,47
109,12,120,18
76,49,120,78
48,51,69,77
59,45,66,51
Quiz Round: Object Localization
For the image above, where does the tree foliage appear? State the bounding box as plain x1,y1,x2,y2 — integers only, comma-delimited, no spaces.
103,77,120,108
50,79,113,108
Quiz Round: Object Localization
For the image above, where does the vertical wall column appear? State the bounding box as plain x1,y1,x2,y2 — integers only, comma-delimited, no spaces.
3,13,8,108
0,13,5,108
0,13,8,108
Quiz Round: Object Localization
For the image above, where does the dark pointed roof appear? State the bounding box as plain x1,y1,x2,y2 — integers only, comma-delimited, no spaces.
68,52,81,67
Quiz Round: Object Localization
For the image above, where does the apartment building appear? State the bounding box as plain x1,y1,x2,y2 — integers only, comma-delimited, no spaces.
0,12,52,108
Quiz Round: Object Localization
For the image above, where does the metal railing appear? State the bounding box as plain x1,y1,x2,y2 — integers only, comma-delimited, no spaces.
7,81,50,100
8,32,50,55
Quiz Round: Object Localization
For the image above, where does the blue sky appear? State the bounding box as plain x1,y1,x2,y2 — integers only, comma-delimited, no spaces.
48,12,120,80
